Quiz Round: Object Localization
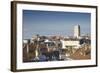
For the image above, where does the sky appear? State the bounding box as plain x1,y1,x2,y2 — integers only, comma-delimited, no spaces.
23,10,91,39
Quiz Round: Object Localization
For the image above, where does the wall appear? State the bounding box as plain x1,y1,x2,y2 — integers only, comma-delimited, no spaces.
0,0,99,73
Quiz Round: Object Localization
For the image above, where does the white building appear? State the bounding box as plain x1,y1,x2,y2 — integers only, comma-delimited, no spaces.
61,39,81,49
74,25,80,38
23,39,29,44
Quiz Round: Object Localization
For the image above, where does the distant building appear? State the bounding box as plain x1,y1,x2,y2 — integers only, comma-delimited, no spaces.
61,37,90,49
61,39,81,49
74,25,80,38
23,39,30,44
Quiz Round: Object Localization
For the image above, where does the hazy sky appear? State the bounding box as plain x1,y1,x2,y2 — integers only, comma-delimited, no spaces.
23,10,91,39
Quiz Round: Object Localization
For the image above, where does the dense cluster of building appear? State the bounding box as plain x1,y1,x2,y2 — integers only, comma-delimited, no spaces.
23,25,91,62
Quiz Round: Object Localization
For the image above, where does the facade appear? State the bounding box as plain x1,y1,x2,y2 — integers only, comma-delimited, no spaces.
23,39,29,44
74,25,80,38
61,37,90,50
61,39,81,49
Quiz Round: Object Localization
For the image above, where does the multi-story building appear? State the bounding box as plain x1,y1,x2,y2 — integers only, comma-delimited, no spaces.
61,38,81,49
74,25,80,38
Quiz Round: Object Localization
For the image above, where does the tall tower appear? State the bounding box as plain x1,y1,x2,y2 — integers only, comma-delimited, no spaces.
74,25,80,38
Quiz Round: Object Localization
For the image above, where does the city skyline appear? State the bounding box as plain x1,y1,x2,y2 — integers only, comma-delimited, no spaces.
23,10,91,39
